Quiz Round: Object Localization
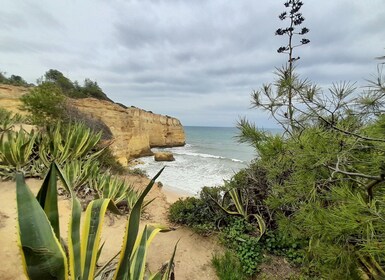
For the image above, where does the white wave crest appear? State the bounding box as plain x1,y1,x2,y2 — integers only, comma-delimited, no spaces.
173,151,243,163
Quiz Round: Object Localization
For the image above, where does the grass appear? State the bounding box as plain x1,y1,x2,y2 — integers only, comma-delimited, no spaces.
212,250,249,280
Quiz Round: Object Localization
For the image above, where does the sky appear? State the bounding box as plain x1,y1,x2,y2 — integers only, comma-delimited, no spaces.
1,1,384,127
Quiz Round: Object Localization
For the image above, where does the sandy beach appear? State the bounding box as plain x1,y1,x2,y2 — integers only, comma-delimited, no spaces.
0,174,221,280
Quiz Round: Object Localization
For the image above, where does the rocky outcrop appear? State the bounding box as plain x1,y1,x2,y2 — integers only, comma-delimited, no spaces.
0,84,186,166
154,152,175,162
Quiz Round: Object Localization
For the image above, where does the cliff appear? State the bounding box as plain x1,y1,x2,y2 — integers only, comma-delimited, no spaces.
69,98,185,165
0,84,29,115
0,84,185,165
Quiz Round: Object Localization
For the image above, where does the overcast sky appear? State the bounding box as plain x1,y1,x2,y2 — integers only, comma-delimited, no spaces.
1,1,384,127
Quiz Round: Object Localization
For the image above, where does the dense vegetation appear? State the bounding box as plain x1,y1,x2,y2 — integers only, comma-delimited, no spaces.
169,1,385,279
1,68,110,100
42,69,111,100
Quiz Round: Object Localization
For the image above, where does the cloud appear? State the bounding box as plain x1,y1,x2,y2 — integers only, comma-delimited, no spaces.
1,0,384,127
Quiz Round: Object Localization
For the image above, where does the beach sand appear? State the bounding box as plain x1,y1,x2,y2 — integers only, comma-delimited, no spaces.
0,174,221,280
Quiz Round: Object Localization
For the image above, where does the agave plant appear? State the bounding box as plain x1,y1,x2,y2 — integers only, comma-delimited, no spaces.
0,108,24,133
89,172,135,205
16,162,176,280
61,158,100,191
213,187,266,241
0,128,37,179
38,122,105,168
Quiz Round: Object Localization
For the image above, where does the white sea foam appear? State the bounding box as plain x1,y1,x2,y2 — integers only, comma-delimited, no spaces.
173,150,244,163
137,126,256,195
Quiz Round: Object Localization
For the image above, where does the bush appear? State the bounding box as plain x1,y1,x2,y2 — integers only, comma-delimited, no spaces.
126,167,148,177
168,186,230,235
20,82,66,125
168,196,216,234
262,231,305,265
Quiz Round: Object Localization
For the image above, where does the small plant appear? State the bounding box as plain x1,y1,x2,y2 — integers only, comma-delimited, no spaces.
0,108,24,133
127,167,148,177
212,186,266,241
90,171,139,205
0,128,37,179
169,187,230,235
219,218,264,276
212,250,248,280
262,231,305,265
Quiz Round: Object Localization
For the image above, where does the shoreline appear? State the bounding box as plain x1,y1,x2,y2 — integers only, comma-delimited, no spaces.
161,184,191,203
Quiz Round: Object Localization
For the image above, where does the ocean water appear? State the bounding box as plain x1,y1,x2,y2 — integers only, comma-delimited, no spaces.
138,126,257,195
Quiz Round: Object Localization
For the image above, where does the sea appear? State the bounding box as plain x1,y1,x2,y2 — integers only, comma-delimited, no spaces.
138,126,275,195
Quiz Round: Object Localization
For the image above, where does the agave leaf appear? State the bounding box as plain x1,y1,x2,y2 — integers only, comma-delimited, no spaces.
130,225,163,279
55,162,82,280
16,173,68,280
81,198,116,279
68,195,82,280
36,163,61,240
161,239,178,280
114,167,165,280
250,214,266,241
228,188,247,217
148,240,178,280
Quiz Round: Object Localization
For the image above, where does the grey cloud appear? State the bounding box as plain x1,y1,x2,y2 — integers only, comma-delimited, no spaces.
1,0,384,127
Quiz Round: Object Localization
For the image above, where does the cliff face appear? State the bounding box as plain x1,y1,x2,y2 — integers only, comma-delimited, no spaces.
0,84,29,115
69,98,185,165
0,84,186,165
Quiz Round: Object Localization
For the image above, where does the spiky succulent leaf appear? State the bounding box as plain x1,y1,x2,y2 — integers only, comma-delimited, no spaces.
16,173,68,280
113,167,165,280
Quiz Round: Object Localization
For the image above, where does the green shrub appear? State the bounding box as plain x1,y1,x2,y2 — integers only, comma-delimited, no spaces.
262,231,305,265
20,82,66,125
168,196,216,233
0,71,31,87
168,186,230,235
126,167,148,177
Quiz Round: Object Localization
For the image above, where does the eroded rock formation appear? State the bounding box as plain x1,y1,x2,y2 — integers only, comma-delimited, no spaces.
154,152,175,162
69,98,185,165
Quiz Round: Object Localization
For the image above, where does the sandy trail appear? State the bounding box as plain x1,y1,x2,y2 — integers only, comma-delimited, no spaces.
0,175,220,280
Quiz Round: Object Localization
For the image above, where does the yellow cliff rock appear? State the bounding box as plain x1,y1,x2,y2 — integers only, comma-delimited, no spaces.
70,98,185,165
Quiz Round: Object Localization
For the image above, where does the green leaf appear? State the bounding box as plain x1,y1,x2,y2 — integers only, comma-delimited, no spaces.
81,198,114,279
114,167,165,280
16,173,68,280
36,163,61,240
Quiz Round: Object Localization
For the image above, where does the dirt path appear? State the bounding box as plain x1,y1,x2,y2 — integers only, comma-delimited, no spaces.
0,176,221,280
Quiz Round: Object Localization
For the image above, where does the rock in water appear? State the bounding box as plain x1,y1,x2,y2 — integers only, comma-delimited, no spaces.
154,152,175,162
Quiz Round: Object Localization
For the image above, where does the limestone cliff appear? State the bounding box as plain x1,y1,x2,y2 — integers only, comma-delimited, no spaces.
69,98,185,165
0,84,186,165
0,84,28,115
